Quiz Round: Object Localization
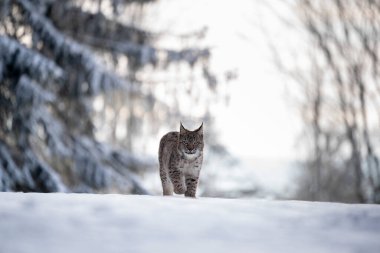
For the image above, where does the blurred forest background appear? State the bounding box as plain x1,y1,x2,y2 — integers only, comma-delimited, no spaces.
0,0,379,204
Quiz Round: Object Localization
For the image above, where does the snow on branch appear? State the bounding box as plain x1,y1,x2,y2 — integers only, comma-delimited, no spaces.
165,48,210,67
0,71,150,193
48,2,152,47
23,149,68,192
16,75,56,106
12,75,57,146
0,36,63,83
71,136,150,194
16,0,128,95
0,142,25,191
33,109,152,193
45,2,210,68
0,141,67,192
73,34,210,68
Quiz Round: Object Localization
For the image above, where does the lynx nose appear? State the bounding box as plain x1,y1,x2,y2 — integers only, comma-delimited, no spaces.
187,145,195,152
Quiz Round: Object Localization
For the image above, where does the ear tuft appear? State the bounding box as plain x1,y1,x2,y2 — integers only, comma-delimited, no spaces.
180,122,187,134
195,122,203,135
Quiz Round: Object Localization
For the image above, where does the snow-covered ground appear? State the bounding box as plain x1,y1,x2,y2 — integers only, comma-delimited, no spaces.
0,193,379,253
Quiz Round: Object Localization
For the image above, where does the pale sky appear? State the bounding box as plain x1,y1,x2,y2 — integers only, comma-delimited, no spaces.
146,0,302,160
130,0,309,193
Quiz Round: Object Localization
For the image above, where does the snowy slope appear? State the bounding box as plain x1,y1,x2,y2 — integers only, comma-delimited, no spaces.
0,193,379,253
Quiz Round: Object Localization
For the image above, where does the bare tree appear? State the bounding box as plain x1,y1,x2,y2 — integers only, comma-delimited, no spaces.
289,0,380,203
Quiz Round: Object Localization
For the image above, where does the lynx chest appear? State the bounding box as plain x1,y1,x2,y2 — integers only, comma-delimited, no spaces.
178,156,202,177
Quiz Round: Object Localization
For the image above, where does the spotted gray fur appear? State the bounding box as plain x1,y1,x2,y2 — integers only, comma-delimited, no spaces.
158,123,204,197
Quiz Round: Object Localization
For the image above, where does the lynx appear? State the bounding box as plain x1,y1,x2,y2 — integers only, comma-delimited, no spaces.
158,123,204,197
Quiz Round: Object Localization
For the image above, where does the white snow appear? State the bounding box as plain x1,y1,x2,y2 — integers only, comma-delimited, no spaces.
0,193,379,253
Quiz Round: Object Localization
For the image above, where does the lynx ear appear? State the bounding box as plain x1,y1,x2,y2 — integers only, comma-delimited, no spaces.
180,122,187,134
194,122,203,135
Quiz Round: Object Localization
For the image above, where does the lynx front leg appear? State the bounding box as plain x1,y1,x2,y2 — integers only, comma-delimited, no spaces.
169,166,186,194
185,175,199,197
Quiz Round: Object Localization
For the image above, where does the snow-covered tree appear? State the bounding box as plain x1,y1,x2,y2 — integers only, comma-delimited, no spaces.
0,0,221,193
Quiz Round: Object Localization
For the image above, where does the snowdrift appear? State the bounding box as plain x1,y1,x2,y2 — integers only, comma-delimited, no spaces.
0,192,379,253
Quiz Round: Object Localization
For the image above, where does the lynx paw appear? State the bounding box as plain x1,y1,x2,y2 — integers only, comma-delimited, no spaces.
174,185,186,195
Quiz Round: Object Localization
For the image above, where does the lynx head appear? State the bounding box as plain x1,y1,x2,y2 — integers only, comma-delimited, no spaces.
178,122,204,158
